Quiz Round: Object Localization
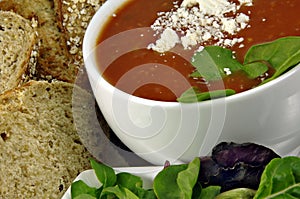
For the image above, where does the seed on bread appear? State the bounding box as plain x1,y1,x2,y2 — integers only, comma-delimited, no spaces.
59,0,105,66
0,0,80,83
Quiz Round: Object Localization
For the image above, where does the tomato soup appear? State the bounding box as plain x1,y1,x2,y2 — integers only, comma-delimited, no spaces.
96,0,300,102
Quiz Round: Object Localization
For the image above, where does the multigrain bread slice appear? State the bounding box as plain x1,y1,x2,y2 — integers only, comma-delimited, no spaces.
54,0,105,68
0,11,37,94
0,80,102,198
0,0,78,83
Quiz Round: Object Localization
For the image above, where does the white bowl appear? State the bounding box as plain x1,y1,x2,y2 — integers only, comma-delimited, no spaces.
83,0,300,165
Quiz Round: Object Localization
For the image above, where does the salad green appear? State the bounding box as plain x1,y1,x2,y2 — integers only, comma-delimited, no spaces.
153,158,200,198
177,36,300,103
70,156,300,199
254,156,300,199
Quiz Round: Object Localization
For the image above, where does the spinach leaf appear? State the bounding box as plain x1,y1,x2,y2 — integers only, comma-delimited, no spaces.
73,194,98,199
153,164,188,198
177,87,235,103
191,46,242,81
153,157,200,199
177,158,200,198
72,159,153,199
254,156,300,199
215,188,256,199
244,36,300,83
101,185,139,199
90,158,117,188
198,186,221,199
136,188,157,199
71,180,100,198
116,172,143,195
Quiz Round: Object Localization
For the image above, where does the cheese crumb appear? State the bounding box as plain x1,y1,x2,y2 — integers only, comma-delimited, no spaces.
150,0,253,53
147,27,179,53
182,0,236,16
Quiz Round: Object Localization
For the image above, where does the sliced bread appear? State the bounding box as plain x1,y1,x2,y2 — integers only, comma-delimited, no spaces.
0,0,78,83
54,0,105,68
0,80,99,198
0,11,37,94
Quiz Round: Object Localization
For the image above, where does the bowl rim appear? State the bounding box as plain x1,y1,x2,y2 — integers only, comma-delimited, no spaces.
83,0,300,107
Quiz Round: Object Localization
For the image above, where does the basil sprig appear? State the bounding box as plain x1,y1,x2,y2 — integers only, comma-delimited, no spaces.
191,46,242,81
178,36,300,102
244,36,300,83
177,87,235,103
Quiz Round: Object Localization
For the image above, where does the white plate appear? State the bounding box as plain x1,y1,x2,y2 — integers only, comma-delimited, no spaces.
62,166,164,199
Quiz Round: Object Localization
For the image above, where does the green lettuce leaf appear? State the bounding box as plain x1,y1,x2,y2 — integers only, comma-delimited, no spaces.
153,157,200,199
153,164,188,198
254,156,300,199
198,186,221,199
71,180,100,199
177,158,200,199
101,185,140,199
116,172,143,196
215,188,256,199
90,159,117,188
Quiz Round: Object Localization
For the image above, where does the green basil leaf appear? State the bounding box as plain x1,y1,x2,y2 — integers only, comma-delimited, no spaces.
153,164,188,198
190,70,201,78
241,61,269,79
177,87,235,103
116,172,143,195
244,36,300,82
74,194,98,199
177,158,201,199
90,159,117,188
254,156,300,199
198,186,221,199
192,46,242,81
71,180,99,198
136,188,157,199
215,188,256,199
101,185,139,199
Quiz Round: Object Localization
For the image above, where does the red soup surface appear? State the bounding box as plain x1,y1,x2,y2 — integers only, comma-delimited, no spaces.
96,0,300,102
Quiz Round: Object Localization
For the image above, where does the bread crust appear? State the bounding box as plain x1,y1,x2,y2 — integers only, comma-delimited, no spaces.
54,0,105,66
0,0,78,82
0,11,37,94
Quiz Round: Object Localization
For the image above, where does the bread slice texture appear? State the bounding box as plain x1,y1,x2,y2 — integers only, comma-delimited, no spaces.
0,80,100,198
0,0,78,83
54,0,105,68
0,11,36,94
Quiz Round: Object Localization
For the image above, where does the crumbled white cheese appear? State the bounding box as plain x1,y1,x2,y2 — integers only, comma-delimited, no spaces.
238,0,253,6
236,13,250,29
224,67,232,75
181,31,199,49
147,28,179,53
221,18,237,34
150,0,253,53
182,0,236,16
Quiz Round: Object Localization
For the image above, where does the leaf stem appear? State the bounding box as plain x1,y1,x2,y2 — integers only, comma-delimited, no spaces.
264,183,300,199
